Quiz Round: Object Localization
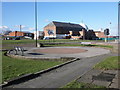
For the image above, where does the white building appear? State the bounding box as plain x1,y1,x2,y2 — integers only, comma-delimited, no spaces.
34,31,44,40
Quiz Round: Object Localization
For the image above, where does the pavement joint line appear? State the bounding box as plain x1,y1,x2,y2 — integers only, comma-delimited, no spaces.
1,57,81,88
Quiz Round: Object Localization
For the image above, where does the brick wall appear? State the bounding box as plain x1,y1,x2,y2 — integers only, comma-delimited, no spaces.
95,32,107,38
44,26,56,37
9,31,24,36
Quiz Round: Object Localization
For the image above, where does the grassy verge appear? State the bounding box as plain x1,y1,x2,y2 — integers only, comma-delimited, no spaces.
2,39,102,44
62,81,106,89
94,56,119,70
2,40,112,50
2,52,63,83
45,44,113,49
2,39,90,45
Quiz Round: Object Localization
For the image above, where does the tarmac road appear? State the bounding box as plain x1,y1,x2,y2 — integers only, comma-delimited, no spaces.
6,53,116,88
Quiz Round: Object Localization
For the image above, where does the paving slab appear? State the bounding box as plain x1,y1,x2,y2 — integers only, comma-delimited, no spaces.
112,78,118,84
109,82,119,88
92,80,111,87
77,77,93,84
103,70,118,75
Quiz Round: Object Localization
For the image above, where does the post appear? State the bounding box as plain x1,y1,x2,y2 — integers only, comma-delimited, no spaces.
20,25,22,32
105,35,107,42
82,29,85,40
35,0,38,47
118,2,120,42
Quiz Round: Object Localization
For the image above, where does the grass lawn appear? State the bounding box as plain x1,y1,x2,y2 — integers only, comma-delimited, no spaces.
2,39,103,44
45,44,113,49
1,39,93,50
94,56,119,70
2,39,112,50
62,81,106,89
2,52,63,83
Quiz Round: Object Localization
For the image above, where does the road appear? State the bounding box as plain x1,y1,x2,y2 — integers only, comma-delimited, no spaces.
6,53,116,88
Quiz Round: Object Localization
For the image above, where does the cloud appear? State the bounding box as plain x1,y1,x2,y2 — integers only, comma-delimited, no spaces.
28,27,35,30
14,25,26,28
111,25,117,30
0,26,9,29
0,25,12,35
3,26,9,29
44,19,50,22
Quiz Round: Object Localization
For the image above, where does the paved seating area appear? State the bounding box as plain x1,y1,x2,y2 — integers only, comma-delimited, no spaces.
8,46,110,60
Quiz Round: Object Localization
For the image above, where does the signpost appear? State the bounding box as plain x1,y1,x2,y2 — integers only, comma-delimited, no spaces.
118,2,120,42
104,28,109,42
35,0,38,47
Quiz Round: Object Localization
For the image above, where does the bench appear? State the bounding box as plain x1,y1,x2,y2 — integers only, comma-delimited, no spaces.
81,42,92,45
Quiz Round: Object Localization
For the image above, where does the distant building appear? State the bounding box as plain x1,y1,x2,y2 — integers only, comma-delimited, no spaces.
44,21,87,39
8,31,34,39
2,30,12,35
43,21,117,40
86,30,98,40
34,31,44,40
94,31,107,38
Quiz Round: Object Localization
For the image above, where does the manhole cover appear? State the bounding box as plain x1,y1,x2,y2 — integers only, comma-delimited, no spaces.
92,73,115,82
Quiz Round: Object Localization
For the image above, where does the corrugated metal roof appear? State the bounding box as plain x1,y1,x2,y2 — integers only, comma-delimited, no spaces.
44,21,85,31
53,21,84,28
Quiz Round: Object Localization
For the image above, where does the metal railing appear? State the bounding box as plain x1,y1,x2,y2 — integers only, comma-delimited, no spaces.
8,46,24,56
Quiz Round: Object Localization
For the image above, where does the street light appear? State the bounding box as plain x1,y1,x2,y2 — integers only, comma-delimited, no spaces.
35,0,38,47
118,1,120,41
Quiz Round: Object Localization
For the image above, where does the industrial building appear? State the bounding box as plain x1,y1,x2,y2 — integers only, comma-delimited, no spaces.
8,31,34,39
44,21,98,40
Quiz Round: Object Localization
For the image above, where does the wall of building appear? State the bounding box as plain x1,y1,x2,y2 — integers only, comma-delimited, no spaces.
95,32,107,38
9,31,24,36
44,26,56,38
34,31,44,40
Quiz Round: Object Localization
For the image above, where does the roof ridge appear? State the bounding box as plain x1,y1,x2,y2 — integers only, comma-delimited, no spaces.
52,21,80,25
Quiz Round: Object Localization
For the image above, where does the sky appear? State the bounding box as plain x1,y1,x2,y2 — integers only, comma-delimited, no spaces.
1,2,119,36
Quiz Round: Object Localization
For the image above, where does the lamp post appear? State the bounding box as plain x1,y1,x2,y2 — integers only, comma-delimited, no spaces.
118,1,120,42
35,0,38,47
20,25,22,32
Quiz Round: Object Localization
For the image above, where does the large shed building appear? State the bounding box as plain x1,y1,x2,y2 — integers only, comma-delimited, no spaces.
44,21,87,39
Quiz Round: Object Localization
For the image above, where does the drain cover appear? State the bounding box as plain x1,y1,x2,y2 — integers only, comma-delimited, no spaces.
92,73,115,82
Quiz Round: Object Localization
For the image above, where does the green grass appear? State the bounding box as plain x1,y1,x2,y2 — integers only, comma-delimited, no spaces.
45,44,113,49
94,56,119,70
1,39,101,49
2,52,63,83
2,39,106,44
62,81,106,89
2,39,103,44
2,39,112,50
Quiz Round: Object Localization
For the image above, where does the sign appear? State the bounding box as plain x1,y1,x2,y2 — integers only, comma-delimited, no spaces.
48,30,54,35
104,28,109,35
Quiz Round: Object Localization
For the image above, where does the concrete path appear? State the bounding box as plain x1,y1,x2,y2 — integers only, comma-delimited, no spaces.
6,53,114,88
